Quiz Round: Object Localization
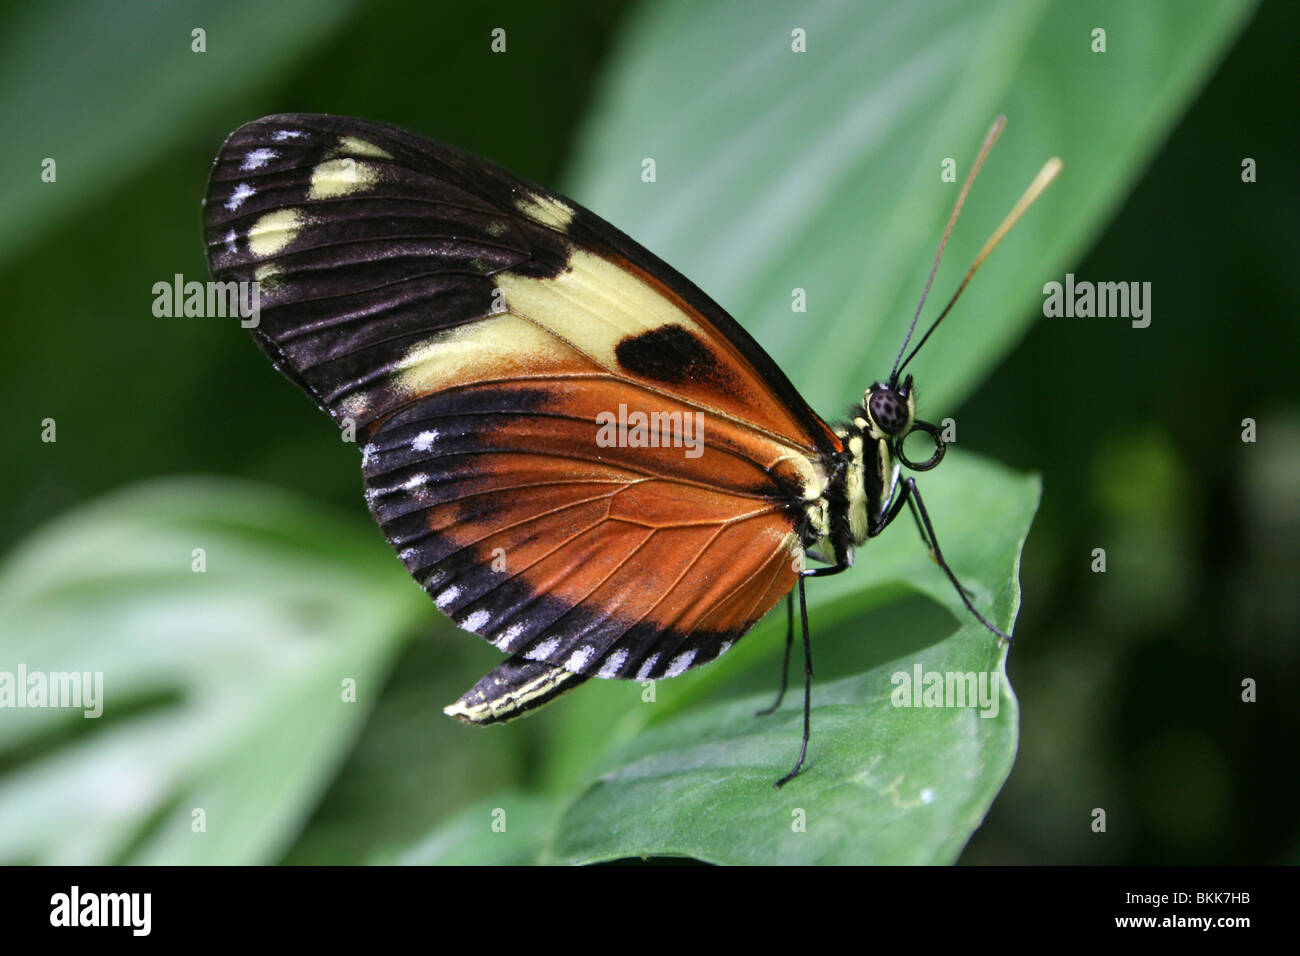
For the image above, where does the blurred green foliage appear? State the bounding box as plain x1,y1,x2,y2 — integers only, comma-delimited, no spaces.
961,0,1299,864
0,479,424,863
1,0,1291,864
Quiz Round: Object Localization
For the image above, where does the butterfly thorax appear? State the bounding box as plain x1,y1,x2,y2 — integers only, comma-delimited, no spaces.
817,414,892,560
808,377,916,568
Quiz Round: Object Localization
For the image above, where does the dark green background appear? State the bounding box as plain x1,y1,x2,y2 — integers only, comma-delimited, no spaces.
961,0,1297,863
1,0,1295,863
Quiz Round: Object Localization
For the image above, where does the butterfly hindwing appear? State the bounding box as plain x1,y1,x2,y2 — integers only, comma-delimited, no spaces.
204,114,840,719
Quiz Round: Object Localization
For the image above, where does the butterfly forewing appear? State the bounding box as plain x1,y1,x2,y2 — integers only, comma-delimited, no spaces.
203,114,840,719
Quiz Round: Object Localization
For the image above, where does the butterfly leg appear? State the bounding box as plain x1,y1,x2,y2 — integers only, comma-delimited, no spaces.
758,556,847,722
906,494,975,600
766,561,848,785
755,594,795,716
886,478,1011,644
774,575,815,788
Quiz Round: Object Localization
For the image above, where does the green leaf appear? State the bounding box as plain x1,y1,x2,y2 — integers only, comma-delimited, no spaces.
566,0,1256,413
549,628,1016,865
385,791,555,865
0,0,361,267
0,478,425,864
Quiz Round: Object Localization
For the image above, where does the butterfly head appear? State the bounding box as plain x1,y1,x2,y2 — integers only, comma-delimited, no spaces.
864,375,946,472
865,376,914,438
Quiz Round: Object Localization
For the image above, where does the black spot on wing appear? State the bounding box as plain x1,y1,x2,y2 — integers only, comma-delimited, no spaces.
614,324,727,386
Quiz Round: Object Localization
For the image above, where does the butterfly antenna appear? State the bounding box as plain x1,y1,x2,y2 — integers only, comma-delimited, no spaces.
896,154,1064,378
889,116,1006,385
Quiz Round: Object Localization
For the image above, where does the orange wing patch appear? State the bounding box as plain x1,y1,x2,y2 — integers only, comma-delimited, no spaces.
365,368,806,685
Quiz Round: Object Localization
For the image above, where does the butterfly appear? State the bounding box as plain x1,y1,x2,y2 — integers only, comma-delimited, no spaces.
203,113,1060,787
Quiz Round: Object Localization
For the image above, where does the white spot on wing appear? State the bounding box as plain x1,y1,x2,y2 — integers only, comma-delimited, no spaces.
225,183,254,211
598,648,628,678
565,646,596,672
272,129,304,141
241,148,277,170
526,636,560,661
223,229,237,254
461,609,490,632
411,430,438,452
493,622,527,651
665,649,697,677
635,654,660,680
361,443,376,467
435,585,461,609
337,392,369,423
402,473,428,491
718,640,733,657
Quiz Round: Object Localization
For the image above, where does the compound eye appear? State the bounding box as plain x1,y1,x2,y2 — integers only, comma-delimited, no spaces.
868,389,909,435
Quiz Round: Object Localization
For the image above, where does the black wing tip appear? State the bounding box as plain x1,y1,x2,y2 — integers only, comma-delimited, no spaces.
444,656,590,725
